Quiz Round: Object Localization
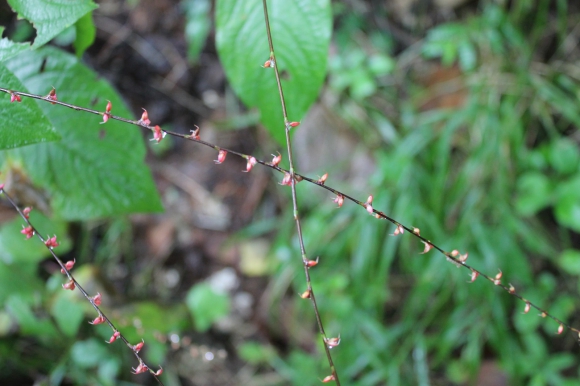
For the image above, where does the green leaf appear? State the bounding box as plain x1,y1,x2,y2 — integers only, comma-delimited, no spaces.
549,138,579,175
185,282,230,332
554,176,580,232
6,294,59,338
7,0,98,48
0,47,162,220
51,290,84,337
514,172,552,216
0,27,31,62
216,0,332,145
0,63,60,149
73,11,96,57
183,0,211,63
558,249,580,275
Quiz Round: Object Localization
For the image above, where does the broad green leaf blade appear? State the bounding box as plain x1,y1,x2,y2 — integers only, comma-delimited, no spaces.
0,47,162,220
73,11,96,57
0,27,31,62
0,63,60,149
216,0,331,145
185,282,230,332
183,0,212,63
7,0,98,48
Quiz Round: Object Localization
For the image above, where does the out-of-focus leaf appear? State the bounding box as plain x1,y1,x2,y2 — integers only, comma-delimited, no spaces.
554,176,580,232
73,11,96,57
185,282,230,332
558,249,580,275
0,27,31,62
0,47,162,220
7,0,97,48
183,0,211,63
514,172,552,216
51,291,84,337
549,138,579,175
216,0,332,145
5,294,59,338
0,63,60,148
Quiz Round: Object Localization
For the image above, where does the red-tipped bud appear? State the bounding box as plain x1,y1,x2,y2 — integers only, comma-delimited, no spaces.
45,235,59,248
23,206,32,218
189,125,200,140
21,226,34,239
105,100,112,113
154,367,163,376
102,113,110,124
300,289,311,299
10,93,21,103
333,194,344,208
318,173,328,185
523,301,531,314
421,241,433,254
322,375,336,383
509,283,516,294
92,292,102,306
107,331,121,344
139,108,151,126
60,259,76,274
62,279,75,291
469,270,479,283
324,335,341,349
132,362,148,374
306,256,319,268
288,121,300,128
47,88,57,104
133,339,145,353
557,324,564,335
244,156,257,172
271,152,282,167
151,125,166,143
89,315,106,325
280,172,292,186
262,59,274,68
215,149,227,164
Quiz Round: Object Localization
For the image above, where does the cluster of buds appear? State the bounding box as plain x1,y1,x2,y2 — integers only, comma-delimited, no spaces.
21,226,34,239
132,362,148,374
102,100,112,123
45,235,59,248
271,152,282,167
280,172,292,186
60,259,76,274
332,194,344,208
243,156,257,172
152,125,166,143
138,108,151,126
392,224,404,236
215,149,227,164
47,87,57,104
10,92,21,103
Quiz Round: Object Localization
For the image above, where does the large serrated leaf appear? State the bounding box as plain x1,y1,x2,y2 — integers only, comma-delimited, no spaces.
216,0,331,145
0,63,60,148
0,47,162,220
0,27,31,62
7,0,98,49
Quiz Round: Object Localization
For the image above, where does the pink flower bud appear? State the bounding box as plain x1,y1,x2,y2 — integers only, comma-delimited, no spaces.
10,93,21,103
392,224,404,236
469,271,479,283
23,206,32,219
318,173,328,185
494,270,502,285
280,172,292,186
288,121,300,128
139,108,151,126
61,259,76,274
243,156,257,172
451,250,459,257
47,88,57,104
271,152,282,167
333,194,344,208
105,100,112,113
214,149,227,164
62,280,75,291
262,59,274,68
189,125,200,140
106,331,120,344
324,335,341,349
421,241,432,254
509,283,516,294
557,324,564,335
89,315,106,325
523,301,530,314
45,235,59,248
322,375,336,383
21,226,34,239
92,292,102,306
132,362,148,374
300,289,311,299
151,125,166,143
102,113,110,124
154,367,163,376
133,339,145,353
306,256,319,267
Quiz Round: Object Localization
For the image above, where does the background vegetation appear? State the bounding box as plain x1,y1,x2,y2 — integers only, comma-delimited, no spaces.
1,0,580,385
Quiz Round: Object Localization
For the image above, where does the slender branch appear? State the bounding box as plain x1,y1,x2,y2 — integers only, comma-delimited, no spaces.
0,187,165,385
261,1,341,384
2,86,578,373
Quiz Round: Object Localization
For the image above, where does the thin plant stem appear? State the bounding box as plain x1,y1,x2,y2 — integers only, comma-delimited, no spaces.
261,0,341,383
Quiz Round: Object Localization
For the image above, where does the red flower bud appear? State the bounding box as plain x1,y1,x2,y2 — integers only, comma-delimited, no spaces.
61,259,76,274
324,335,341,349
280,172,292,186
189,125,200,140
262,59,274,68
468,270,479,283
89,315,106,325
364,196,374,214
139,108,151,126
215,149,227,164
154,367,163,376
420,241,432,254
333,194,344,208
47,87,57,104
151,125,165,143
21,226,34,239
306,256,319,268
10,93,21,103
92,292,102,306
243,156,257,172
322,375,336,383
23,206,32,219
105,100,112,113
62,279,75,291
107,331,121,344
132,339,145,353
300,289,311,299
132,362,148,374
318,173,328,185
288,121,300,128
271,152,282,167
45,235,59,248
